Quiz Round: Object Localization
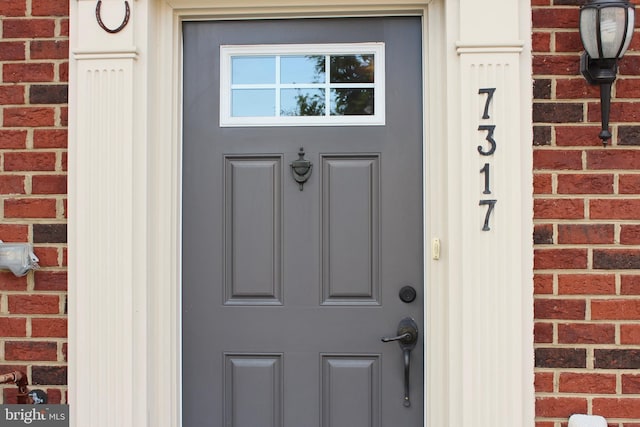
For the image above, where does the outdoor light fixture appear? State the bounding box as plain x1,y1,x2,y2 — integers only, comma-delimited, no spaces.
579,0,635,145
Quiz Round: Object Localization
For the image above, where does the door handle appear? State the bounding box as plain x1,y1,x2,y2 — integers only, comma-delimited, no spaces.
381,317,418,407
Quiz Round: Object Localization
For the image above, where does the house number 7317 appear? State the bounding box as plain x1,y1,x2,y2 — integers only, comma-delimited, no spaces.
478,88,497,231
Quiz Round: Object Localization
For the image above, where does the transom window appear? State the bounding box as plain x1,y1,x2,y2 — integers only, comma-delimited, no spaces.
219,43,385,126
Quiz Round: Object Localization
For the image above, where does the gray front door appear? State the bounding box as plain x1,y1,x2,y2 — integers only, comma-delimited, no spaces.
182,17,423,427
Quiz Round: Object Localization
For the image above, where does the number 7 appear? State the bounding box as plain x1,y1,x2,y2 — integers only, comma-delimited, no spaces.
478,88,496,120
479,199,497,231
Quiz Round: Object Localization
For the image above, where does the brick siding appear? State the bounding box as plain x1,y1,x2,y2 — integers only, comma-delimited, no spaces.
533,0,640,426
0,0,68,403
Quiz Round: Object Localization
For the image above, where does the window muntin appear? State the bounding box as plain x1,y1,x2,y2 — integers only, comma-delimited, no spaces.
220,43,385,126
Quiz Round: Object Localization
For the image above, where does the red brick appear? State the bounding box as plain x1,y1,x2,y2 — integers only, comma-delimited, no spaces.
0,130,27,149
535,298,586,320
592,299,640,320
534,224,554,245
32,365,66,384
559,372,616,394
536,347,586,368
0,175,26,194
60,106,67,126
556,78,600,99
594,249,640,270
556,126,603,146
554,32,583,53
588,101,640,123
590,200,640,219
621,325,640,344
536,397,587,418
557,274,615,295
533,102,583,122
59,62,68,82
557,174,613,194
0,224,28,242
0,272,28,291
616,78,640,98
4,152,56,171
3,64,54,83
7,295,59,315
2,19,55,38
31,0,69,16
621,225,640,245
4,198,57,218
33,129,67,148
557,224,614,244
558,323,615,344
619,174,640,194
31,318,67,338
622,275,640,295
30,40,69,60
535,321,554,343
3,107,55,127
588,150,640,169
534,150,582,170
534,174,552,194
534,199,584,219
533,55,581,75
59,19,69,37
593,398,640,419
32,175,66,194
533,32,551,52
534,274,554,294
535,372,554,393
33,247,59,267
0,1,26,16
532,8,579,29
45,388,62,404
0,85,25,105
535,248,588,269
619,55,640,76
5,341,57,361
0,318,26,337
622,374,640,394
0,41,25,61
34,271,67,291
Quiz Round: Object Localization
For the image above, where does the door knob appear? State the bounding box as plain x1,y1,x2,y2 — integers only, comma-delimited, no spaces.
381,317,418,407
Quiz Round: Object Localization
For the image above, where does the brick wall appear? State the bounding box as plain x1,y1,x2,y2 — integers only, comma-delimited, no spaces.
533,0,640,426
0,0,68,403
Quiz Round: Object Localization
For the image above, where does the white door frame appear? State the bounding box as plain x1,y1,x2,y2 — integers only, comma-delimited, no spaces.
68,1,533,427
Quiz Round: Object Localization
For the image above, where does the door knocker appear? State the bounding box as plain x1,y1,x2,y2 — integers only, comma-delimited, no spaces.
96,0,131,34
290,147,312,191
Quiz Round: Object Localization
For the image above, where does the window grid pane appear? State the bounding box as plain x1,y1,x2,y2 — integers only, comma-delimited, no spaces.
221,44,385,126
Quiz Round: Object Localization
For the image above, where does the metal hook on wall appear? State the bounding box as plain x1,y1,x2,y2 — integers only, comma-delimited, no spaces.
96,0,130,34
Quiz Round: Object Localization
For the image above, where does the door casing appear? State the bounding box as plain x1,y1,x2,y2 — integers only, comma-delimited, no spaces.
68,0,534,426
164,4,441,427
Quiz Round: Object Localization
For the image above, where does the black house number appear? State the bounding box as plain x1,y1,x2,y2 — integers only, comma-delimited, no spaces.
478,88,497,231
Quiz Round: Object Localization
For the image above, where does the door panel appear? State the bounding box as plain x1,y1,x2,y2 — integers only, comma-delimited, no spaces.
183,17,423,427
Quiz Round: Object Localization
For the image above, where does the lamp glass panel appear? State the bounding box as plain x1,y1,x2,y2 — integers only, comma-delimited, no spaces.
619,7,635,58
599,7,628,58
580,8,600,58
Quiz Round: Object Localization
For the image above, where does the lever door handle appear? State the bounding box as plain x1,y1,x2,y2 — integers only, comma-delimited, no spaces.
381,317,418,407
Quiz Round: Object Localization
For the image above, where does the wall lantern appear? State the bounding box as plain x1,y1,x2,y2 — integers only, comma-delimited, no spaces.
579,0,635,145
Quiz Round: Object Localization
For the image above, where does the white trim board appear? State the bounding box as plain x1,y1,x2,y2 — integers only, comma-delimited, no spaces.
68,1,533,427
